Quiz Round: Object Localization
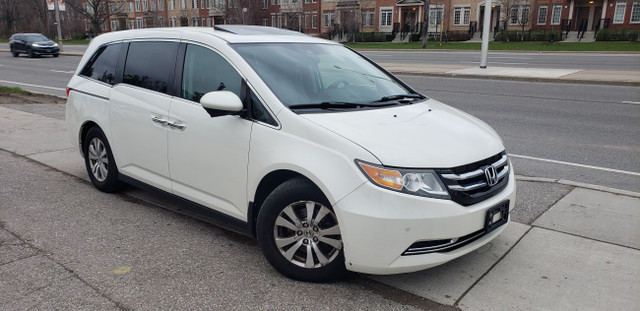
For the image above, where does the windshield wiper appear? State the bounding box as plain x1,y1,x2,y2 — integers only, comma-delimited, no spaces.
376,94,425,103
289,101,398,110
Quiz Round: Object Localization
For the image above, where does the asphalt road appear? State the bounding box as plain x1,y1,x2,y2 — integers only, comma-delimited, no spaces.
360,50,640,71
0,51,638,192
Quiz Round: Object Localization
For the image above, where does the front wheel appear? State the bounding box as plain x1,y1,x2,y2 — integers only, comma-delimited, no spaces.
83,127,122,193
257,177,346,282
10,48,18,57
27,49,34,58
53,53,59,57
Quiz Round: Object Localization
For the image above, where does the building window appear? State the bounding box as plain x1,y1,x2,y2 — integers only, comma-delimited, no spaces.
380,8,392,27
271,14,276,27
537,6,547,25
135,0,141,12
142,0,148,11
129,2,134,12
168,0,175,10
111,20,118,31
271,0,275,5
180,0,186,10
263,18,268,26
614,3,626,24
192,17,198,26
551,4,562,25
632,2,640,23
262,0,268,9
324,12,334,27
510,6,528,25
312,12,318,29
159,0,164,10
136,17,143,29
129,19,135,29
191,0,198,9
430,6,443,26
453,7,469,25
159,17,164,26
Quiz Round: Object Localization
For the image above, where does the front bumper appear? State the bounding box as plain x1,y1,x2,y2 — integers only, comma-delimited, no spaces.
334,167,516,275
32,46,60,55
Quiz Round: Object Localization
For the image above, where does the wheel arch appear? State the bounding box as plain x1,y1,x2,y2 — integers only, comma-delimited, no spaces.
249,170,324,237
79,120,100,157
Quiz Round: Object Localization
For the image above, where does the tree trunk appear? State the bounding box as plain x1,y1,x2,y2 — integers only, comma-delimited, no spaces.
421,0,430,49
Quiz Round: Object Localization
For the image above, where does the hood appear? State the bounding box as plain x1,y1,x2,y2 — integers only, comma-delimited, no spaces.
301,99,504,168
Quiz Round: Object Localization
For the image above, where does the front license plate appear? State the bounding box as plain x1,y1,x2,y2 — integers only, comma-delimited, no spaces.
485,200,509,233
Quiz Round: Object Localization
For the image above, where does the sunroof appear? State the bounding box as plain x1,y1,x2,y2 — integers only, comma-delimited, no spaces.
214,25,306,36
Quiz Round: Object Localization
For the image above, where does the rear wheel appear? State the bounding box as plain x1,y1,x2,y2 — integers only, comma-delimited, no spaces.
257,177,346,282
83,127,122,193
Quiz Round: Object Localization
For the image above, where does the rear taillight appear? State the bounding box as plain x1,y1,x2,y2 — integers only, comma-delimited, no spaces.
66,87,71,97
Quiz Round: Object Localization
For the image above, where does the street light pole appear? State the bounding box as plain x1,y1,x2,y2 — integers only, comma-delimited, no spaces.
480,0,492,68
54,0,64,52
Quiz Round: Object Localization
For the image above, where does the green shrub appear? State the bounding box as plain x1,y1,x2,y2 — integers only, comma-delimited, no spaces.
354,32,387,42
596,29,640,41
495,30,562,42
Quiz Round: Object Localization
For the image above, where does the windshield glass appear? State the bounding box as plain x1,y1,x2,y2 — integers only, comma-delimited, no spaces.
233,43,414,107
25,34,49,42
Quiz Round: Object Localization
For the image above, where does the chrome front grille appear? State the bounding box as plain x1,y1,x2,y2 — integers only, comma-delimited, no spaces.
436,152,509,206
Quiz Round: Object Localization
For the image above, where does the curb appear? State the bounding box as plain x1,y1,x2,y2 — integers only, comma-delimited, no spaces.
515,175,640,198
389,71,640,87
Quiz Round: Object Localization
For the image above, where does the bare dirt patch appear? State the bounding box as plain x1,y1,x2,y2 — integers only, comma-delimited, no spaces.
0,93,66,120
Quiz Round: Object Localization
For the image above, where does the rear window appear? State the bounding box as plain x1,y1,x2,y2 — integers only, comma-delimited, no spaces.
123,41,179,94
80,43,122,85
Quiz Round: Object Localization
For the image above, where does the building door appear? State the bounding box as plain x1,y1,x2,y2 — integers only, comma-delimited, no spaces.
575,7,590,31
593,6,603,30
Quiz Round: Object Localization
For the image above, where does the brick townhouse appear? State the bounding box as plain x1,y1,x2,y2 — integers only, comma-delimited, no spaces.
96,0,638,39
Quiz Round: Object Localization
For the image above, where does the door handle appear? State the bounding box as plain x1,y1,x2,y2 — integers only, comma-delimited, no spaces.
152,116,168,125
166,121,187,131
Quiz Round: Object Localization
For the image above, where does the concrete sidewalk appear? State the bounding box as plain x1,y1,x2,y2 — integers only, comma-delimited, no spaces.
0,105,639,310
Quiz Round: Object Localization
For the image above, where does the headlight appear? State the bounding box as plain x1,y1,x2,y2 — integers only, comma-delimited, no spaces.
32,43,41,47
356,160,450,199
53,43,59,47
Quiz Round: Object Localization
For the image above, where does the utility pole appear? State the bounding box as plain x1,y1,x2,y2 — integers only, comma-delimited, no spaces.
54,0,64,52
480,0,492,68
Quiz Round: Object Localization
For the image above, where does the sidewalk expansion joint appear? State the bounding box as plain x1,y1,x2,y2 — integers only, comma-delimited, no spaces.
515,175,640,198
454,225,534,307
531,225,640,251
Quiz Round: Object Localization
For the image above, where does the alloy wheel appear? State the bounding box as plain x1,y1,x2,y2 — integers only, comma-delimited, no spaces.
273,201,342,268
88,137,109,182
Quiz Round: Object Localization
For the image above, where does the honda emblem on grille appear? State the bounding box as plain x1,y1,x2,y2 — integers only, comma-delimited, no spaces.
484,166,499,187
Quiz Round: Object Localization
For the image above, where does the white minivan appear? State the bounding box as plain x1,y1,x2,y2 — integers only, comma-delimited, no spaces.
66,26,515,282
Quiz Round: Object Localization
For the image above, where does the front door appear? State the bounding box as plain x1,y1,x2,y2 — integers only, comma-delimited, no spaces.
168,43,251,220
575,7,590,31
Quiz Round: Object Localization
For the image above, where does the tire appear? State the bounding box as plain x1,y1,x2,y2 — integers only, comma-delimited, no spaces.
257,177,346,282
10,48,18,57
27,48,34,58
53,53,59,57
83,127,122,193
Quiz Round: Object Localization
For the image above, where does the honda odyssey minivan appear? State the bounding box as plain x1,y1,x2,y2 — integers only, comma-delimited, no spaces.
66,26,515,282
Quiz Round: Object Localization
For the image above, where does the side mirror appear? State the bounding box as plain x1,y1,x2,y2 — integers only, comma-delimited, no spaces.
200,90,243,117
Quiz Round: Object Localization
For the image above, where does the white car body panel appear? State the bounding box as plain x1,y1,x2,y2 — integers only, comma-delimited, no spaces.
168,97,252,221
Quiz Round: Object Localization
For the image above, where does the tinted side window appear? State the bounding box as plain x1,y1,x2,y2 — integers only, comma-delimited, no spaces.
123,41,178,94
80,43,121,85
181,44,242,102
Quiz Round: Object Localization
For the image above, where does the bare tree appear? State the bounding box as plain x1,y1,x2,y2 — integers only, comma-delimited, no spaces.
0,0,19,36
421,0,430,48
227,0,265,25
498,0,520,42
66,0,121,35
515,1,530,41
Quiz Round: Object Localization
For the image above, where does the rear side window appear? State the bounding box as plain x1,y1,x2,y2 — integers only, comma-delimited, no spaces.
123,41,178,94
181,44,242,102
80,43,122,85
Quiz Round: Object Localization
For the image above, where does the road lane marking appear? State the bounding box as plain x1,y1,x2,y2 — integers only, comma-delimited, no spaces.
510,154,640,177
50,69,75,74
488,56,533,60
458,61,531,65
0,80,65,91
622,101,640,105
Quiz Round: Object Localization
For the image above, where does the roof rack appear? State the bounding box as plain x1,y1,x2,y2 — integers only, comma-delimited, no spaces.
213,25,307,36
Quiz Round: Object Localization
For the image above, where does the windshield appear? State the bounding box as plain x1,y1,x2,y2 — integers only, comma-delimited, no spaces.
233,43,416,108
25,34,49,42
